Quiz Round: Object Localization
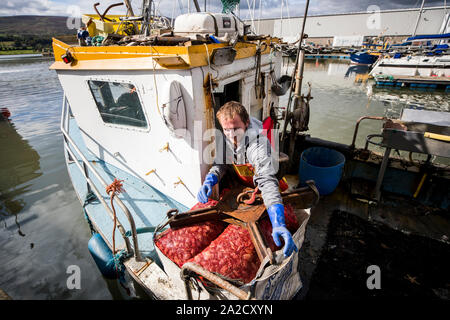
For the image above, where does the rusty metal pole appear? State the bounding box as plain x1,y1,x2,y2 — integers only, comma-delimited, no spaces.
281,0,309,141
288,49,305,163
181,262,253,300
283,0,309,165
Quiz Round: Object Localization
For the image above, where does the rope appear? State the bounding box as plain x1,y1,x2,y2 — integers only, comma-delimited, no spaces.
152,58,161,115
83,191,97,235
106,249,132,294
105,178,125,258
105,178,133,294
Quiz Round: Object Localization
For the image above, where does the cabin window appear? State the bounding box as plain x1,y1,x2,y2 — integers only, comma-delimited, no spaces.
88,80,148,128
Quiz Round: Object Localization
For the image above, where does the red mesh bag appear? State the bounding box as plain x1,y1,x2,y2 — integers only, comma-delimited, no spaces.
154,199,226,268
259,204,300,252
188,224,260,284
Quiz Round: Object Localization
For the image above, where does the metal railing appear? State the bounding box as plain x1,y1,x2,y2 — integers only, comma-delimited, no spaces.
60,95,143,261
350,116,387,149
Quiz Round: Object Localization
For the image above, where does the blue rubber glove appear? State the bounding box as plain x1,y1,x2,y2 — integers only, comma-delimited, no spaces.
197,173,218,203
267,204,298,258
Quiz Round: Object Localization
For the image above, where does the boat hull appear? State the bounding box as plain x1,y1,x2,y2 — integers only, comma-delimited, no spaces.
350,52,379,65
370,55,450,77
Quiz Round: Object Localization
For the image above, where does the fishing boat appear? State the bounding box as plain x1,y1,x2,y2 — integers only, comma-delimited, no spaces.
50,0,317,300
51,0,450,300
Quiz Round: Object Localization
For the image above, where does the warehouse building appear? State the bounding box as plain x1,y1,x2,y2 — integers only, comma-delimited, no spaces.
247,6,449,46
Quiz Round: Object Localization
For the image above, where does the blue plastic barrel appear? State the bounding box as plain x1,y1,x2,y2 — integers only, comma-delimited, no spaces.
298,147,346,195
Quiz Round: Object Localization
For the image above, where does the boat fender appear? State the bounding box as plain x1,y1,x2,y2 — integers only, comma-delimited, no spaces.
160,80,187,138
88,233,118,279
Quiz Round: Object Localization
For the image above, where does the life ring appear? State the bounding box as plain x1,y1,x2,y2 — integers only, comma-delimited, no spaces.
160,81,187,138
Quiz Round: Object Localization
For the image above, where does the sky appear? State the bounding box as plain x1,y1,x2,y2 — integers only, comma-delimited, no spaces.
0,0,447,18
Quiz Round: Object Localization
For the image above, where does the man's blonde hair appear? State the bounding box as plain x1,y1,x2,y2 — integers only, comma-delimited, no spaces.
216,101,249,124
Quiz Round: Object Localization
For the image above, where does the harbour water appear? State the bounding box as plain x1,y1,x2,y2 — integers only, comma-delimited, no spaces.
0,56,449,299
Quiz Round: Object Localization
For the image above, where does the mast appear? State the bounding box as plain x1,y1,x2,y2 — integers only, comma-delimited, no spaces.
412,0,426,37
281,0,310,168
192,0,201,12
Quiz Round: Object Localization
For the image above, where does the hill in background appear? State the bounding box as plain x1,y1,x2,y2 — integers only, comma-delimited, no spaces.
0,15,76,36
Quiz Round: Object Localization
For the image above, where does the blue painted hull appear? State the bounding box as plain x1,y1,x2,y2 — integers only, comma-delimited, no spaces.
350,52,379,65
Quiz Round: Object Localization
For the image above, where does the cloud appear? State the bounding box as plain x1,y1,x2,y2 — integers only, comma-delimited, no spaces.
0,0,446,18
0,0,139,16
0,0,66,16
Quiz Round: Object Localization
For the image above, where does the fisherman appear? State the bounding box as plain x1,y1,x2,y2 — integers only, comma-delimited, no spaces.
197,101,298,258
77,26,90,46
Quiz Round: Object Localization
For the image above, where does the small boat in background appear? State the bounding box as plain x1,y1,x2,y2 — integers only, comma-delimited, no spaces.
350,50,379,65
349,32,390,65
371,34,450,79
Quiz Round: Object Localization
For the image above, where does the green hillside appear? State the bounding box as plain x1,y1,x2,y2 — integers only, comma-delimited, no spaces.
0,16,78,53
0,15,75,36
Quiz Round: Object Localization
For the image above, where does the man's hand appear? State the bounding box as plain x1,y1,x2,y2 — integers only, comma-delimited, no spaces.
197,173,218,203
267,204,298,257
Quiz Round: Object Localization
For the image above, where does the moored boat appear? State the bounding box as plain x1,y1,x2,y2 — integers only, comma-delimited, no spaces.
350,51,379,65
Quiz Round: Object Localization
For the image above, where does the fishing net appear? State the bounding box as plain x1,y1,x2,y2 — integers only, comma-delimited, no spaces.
221,0,240,13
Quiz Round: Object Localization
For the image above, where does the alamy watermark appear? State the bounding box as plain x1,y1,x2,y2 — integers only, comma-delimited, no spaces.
366,265,381,290
366,5,381,30
66,265,81,290
66,5,82,30
170,121,281,173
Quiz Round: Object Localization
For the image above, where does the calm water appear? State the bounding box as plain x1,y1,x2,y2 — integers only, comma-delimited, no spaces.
0,58,114,299
0,56,449,300
281,58,450,164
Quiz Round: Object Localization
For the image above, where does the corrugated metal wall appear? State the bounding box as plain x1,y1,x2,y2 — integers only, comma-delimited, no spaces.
247,7,448,40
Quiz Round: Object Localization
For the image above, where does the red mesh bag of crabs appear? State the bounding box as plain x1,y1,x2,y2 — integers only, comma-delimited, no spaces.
188,224,260,284
154,200,226,268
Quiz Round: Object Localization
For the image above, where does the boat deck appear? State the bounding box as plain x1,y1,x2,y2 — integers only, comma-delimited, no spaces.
292,179,450,299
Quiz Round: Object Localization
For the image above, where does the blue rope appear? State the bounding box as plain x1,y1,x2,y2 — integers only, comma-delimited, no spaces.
106,249,132,284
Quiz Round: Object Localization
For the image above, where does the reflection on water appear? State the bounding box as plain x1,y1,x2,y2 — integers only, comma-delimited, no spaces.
368,86,450,119
0,57,114,300
0,120,42,236
344,65,370,78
